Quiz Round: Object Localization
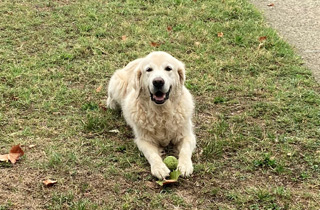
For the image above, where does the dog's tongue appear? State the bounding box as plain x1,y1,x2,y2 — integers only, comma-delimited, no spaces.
153,92,165,101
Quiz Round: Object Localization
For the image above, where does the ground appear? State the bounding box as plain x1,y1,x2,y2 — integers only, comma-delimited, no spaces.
0,0,319,209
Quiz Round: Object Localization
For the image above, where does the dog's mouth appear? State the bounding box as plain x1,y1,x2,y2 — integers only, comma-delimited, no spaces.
150,86,172,104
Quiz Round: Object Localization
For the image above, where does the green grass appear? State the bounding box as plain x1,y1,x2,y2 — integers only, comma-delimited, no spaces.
1,0,320,209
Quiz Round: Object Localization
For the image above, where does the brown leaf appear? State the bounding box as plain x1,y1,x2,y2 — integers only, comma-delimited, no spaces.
43,179,57,187
99,104,107,111
257,42,264,50
150,42,161,47
217,32,224,37
162,179,178,185
96,85,103,93
259,36,267,42
167,26,172,32
267,3,274,7
29,144,36,148
8,145,24,164
11,96,19,101
121,35,127,41
0,154,9,162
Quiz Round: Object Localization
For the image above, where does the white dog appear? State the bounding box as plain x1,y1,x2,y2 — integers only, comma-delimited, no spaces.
107,51,196,179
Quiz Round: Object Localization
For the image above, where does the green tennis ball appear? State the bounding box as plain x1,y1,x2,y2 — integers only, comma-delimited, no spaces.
163,156,178,170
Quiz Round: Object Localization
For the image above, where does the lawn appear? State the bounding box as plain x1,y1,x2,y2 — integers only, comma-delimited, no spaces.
0,0,319,209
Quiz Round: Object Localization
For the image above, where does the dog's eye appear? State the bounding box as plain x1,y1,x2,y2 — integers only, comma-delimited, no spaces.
165,66,172,71
146,67,153,72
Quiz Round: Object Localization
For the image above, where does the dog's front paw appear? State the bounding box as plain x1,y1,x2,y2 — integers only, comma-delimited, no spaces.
177,159,193,177
151,162,170,179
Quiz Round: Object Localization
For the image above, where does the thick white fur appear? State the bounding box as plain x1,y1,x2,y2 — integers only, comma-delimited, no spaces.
107,51,196,179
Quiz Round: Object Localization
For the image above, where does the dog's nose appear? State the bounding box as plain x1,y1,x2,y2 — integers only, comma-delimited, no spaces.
153,77,165,89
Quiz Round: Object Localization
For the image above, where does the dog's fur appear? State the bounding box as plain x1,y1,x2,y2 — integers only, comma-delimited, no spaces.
107,51,196,179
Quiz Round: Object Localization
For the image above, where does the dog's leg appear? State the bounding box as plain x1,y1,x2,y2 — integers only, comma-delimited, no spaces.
177,131,196,177
106,95,118,110
135,139,170,179
106,72,125,110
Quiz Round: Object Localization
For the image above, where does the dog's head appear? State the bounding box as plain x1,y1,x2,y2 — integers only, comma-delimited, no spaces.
134,51,185,105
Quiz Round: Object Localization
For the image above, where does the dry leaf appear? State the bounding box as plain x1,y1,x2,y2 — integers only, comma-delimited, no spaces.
121,35,127,41
8,145,24,164
99,104,107,111
257,42,264,50
43,179,57,187
11,96,19,101
167,26,172,32
259,36,267,42
0,154,9,162
162,179,178,185
150,42,161,47
194,42,200,46
156,170,181,186
29,144,36,148
96,85,103,93
217,32,224,37
156,179,178,186
267,3,274,7
108,129,120,133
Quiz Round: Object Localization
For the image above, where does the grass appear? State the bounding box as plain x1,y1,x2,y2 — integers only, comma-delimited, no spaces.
0,0,320,209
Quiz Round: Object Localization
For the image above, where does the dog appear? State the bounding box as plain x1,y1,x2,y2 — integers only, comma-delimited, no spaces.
107,51,196,179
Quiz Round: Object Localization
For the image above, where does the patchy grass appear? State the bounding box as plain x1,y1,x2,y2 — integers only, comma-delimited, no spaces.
0,0,319,209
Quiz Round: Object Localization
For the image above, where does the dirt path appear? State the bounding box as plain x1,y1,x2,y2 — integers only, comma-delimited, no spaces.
250,0,320,82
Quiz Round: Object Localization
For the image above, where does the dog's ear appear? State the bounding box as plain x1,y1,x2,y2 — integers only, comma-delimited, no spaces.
177,61,186,85
133,68,142,91
122,58,142,91
134,68,143,99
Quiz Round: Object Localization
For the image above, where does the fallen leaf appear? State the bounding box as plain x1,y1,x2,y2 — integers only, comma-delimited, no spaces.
99,104,107,111
29,144,36,148
257,42,264,50
108,129,120,133
8,145,24,164
217,32,224,37
0,154,9,162
43,179,57,187
96,85,103,93
121,35,127,41
156,170,181,186
150,42,161,47
167,26,172,32
259,36,267,42
156,179,178,186
194,41,200,46
267,3,274,7
11,96,19,101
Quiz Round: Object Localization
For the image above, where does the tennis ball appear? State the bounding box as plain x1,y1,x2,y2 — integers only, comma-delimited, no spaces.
163,156,178,170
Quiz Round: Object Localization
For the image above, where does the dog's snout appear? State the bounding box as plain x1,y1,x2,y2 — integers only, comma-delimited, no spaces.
153,77,165,88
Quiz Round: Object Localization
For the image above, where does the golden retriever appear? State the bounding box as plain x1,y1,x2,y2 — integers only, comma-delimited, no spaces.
107,51,196,179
